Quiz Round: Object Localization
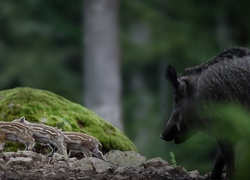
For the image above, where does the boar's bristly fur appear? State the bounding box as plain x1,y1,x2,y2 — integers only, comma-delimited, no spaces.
184,47,250,76
161,47,250,180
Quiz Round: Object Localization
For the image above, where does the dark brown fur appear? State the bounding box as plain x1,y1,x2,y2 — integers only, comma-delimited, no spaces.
161,47,250,179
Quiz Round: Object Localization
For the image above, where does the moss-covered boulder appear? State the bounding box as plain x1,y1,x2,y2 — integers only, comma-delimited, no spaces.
0,87,137,152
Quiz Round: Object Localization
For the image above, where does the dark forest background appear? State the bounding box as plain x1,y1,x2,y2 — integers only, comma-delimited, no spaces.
0,0,249,174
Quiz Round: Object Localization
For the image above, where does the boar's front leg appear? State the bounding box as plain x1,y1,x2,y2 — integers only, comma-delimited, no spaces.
217,141,235,180
211,148,225,179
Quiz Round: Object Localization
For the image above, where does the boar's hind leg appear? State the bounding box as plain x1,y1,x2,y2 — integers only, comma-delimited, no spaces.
211,148,225,179
47,144,57,157
19,137,35,151
217,141,235,180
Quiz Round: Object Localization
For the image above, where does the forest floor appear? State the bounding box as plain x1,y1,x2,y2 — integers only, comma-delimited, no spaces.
0,150,222,180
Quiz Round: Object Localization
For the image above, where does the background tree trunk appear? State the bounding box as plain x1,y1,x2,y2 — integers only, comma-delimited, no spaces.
83,0,123,131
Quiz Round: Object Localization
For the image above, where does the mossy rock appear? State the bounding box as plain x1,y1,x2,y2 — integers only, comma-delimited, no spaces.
0,87,137,152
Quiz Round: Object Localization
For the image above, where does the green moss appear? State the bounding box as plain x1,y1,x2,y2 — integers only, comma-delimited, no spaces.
0,87,137,152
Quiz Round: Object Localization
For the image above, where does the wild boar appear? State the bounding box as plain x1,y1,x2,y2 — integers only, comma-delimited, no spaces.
63,131,106,161
12,117,69,158
160,47,250,179
0,121,36,151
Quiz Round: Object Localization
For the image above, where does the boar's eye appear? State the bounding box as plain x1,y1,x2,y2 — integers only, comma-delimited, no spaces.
174,96,179,103
174,94,181,103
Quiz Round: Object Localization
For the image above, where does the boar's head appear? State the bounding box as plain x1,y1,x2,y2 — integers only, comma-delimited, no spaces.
160,66,200,144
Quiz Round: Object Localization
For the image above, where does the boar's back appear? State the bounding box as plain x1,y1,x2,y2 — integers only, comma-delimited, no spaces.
186,47,250,106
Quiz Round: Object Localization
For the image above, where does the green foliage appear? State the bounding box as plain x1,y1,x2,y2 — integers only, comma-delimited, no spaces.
0,0,82,103
4,142,24,152
169,151,177,167
201,103,250,142
202,103,250,178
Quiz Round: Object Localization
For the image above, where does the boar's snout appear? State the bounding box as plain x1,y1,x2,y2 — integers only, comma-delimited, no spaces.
160,124,177,141
160,111,182,143
160,110,191,144
160,123,188,144
160,123,185,144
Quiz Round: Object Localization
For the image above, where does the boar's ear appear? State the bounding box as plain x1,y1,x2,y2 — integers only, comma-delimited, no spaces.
20,117,25,123
165,65,179,89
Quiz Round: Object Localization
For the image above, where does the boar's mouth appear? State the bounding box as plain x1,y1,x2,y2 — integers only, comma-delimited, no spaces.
160,124,189,144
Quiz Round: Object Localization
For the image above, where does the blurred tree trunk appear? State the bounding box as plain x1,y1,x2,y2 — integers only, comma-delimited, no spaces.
83,0,123,131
